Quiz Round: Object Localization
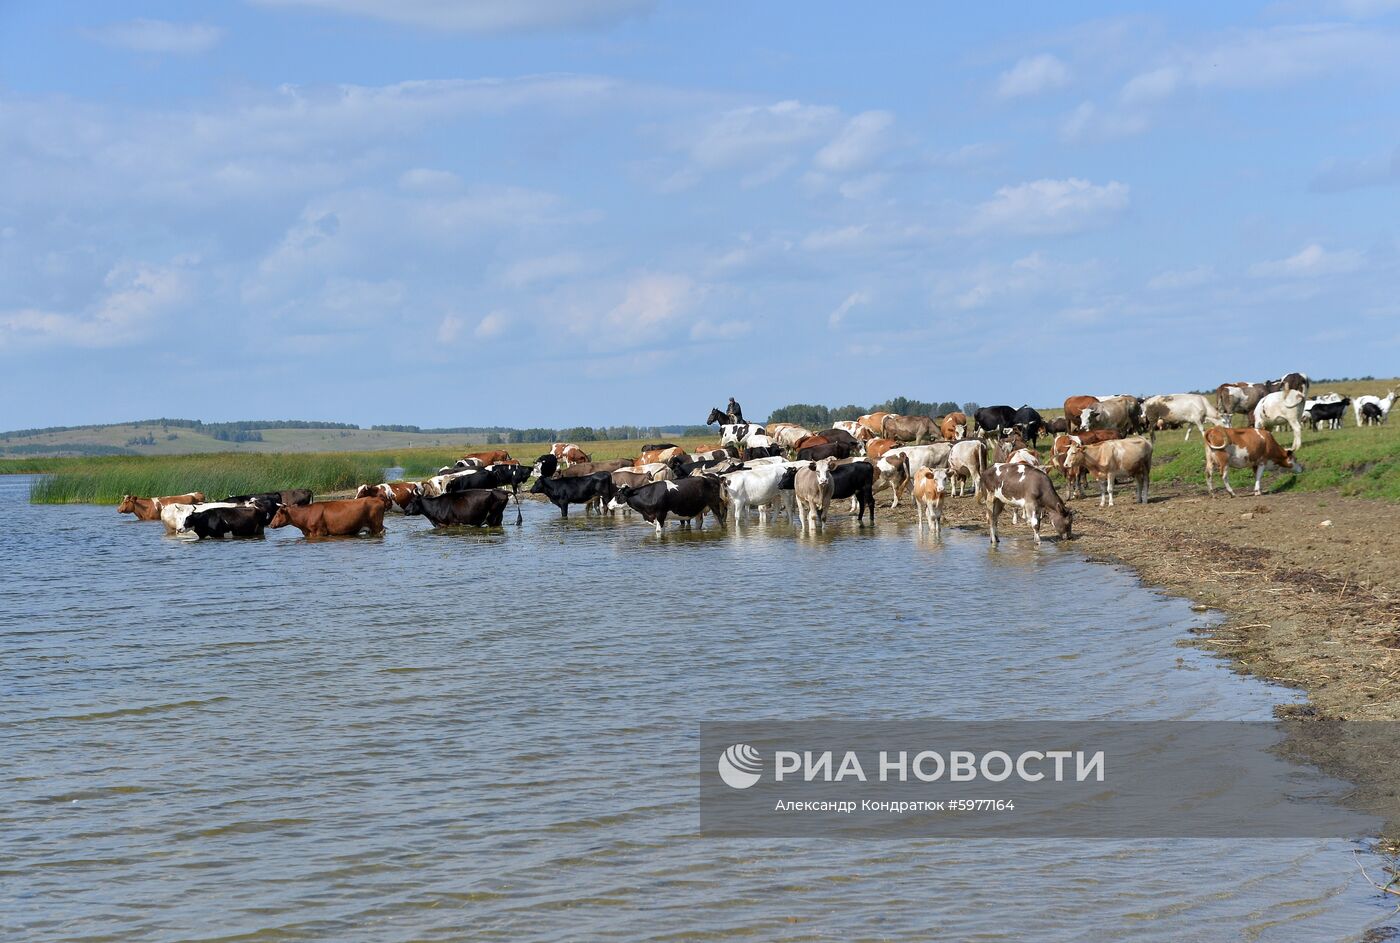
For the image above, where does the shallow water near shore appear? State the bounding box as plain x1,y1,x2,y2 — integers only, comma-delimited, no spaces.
2,475,1394,941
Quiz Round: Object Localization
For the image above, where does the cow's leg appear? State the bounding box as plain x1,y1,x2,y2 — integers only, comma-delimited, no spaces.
987,499,1002,545
1029,505,1042,544
558,501,569,518
1254,465,1265,496
1221,466,1236,497
932,501,942,536
1290,419,1301,453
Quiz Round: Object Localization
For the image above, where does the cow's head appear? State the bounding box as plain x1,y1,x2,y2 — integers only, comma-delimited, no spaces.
402,493,424,516
1282,449,1303,473
117,494,136,513
1050,504,1074,540
355,484,375,499
268,506,293,529
814,457,835,487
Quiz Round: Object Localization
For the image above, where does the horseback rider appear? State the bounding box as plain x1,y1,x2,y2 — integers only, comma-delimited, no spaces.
726,397,744,425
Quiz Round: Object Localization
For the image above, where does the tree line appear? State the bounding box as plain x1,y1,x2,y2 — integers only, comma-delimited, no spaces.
765,397,980,427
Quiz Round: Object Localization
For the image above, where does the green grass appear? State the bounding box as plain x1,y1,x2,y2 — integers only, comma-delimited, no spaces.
11,438,721,504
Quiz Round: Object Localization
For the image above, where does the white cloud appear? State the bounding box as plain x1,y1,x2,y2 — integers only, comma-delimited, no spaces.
1119,66,1182,105
86,19,223,55
436,314,464,343
934,251,1105,312
1249,243,1365,278
690,319,751,340
604,273,696,331
1059,101,1148,142
814,110,894,172
827,291,870,327
1147,265,1216,291
476,311,508,338
996,54,1071,99
662,100,841,188
966,178,1130,236
253,0,655,33
398,168,462,193
0,262,191,348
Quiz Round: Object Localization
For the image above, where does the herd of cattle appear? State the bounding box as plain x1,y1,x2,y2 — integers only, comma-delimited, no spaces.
114,375,1396,546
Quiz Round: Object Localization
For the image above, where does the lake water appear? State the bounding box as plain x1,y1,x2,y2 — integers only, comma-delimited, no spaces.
2,475,1393,941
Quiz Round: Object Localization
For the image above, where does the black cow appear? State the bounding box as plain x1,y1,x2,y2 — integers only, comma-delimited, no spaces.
1012,406,1046,446
816,428,860,448
404,489,509,527
743,445,784,459
530,471,614,518
607,477,727,532
1362,402,1384,425
830,460,876,524
180,505,272,539
445,464,532,493
222,488,312,507
974,406,1018,436
641,442,677,452
796,441,854,462
1307,398,1350,430
532,454,559,478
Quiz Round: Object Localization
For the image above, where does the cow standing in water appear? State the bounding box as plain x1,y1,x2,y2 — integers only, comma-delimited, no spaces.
978,464,1073,546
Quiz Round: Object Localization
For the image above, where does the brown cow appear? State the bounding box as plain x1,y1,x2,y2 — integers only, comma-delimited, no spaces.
857,412,890,438
636,447,685,467
979,463,1073,546
550,443,591,466
356,481,420,511
1203,427,1302,496
562,459,635,478
1051,431,1120,498
1065,436,1153,506
268,498,386,538
864,438,899,462
1063,396,1101,432
1215,383,1267,427
791,434,831,452
117,492,205,520
461,449,511,465
882,414,941,444
912,467,950,535
938,412,967,442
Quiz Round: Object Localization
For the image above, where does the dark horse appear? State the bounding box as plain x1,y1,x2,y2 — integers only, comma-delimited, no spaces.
706,407,728,426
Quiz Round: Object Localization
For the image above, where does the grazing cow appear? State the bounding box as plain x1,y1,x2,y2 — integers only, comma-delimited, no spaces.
1203,427,1302,496
160,501,237,533
636,447,685,467
864,438,899,462
979,464,1073,546
876,443,952,507
222,489,312,507
947,439,985,497
356,481,420,511
1253,389,1306,452
1051,431,1121,499
1216,383,1268,426
1142,393,1223,442
1306,398,1350,430
1048,417,1070,434
460,450,511,466
1064,437,1153,507
912,467,949,535
1081,395,1143,435
531,471,614,518
1280,372,1310,395
1362,402,1384,426
857,413,891,438
268,498,387,538
794,458,836,532
550,443,590,466
608,477,728,533
938,412,968,442
178,505,273,540
723,463,795,524
832,420,875,442
882,414,941,444
994,429,1028,460
403,489,509,527
797,441,855,462
770,424,814,450
1354,390,1398,427
1011,406,1047,446
1063,396,1100,433
829,460,877,524
974,405,1018,436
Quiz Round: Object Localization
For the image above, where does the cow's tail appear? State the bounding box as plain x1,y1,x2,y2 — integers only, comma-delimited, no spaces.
512,485,523,526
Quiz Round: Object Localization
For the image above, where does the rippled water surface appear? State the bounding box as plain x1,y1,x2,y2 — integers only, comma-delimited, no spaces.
2,475,1393,941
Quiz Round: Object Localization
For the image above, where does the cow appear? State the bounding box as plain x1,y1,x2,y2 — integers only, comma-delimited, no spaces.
117,491,206,521
770,424,814,450
1081,395,1143,435
796,441,855,462
550,443,590,466
420,470,479,497
460,450,511,466
857,413,891,438
876,443,952,507
403,489,509,527
882,414,941,444
1305,398,1350,431
531,471,614,518
556,458,635,479
1011,406,1046,446
794,458,836,532
938,412,968,442
1048,417,1070,434
1362,402,1384,425
974,405,1018,437
979,464,1073,546
1051,430,1121,499
1004,447,1042,468
178,505,274,540
1253,389,1306,452
912,467,950,536
791,434,831,452
816,428,861,449
445,463,538,495
1063,396,1100,433
1142,393,1223,442
1203,427,1302,497
723,463,795,524
947,439,985,497
1216,383,1268,427
1064,437,1153,507
608,477,728,533
832,420,875,442
829,460,877,524
719,423,765,448
356,481,420,511
864,438,899,462
268,498,387,538
160,501,237,534
222,489,312,507
1280,372,1310,395
637,447,685,467
1354,389,1398,426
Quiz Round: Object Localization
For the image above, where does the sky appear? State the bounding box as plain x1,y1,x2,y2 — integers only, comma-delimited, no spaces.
2,0,1399,429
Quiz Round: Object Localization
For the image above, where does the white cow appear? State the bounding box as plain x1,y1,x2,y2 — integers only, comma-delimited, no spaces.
160,501,238,534
722,463,795,524
946,439,985,497
875,443,952,507
832,420,875,442
1354,389,1398,426
1142,393,1223,442
720,423,765,448
1253,389,1307,452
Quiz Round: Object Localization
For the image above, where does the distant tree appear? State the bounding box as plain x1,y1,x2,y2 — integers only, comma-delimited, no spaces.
961,401,980,416
766,404,830,426
936,401,960,417
829,404,864,422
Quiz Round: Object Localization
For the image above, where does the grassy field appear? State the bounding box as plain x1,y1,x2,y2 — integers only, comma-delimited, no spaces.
12,438,722,504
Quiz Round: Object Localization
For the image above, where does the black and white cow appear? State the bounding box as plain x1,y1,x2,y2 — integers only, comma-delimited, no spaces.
607,477,728,533
530,471,614,518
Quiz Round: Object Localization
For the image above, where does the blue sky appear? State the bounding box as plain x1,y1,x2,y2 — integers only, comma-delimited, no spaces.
2,1,1399,429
